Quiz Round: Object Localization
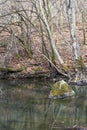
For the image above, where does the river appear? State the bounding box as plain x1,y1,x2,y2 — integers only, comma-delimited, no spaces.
0,79,87,130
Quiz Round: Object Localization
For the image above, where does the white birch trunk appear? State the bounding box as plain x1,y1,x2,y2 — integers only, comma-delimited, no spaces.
38,0,64,65
66,0,86,81
66,0,80,61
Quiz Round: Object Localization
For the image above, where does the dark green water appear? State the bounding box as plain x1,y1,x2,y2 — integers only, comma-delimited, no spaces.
0,79,87,130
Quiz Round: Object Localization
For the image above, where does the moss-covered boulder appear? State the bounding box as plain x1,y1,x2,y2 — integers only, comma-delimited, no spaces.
49,80,75,99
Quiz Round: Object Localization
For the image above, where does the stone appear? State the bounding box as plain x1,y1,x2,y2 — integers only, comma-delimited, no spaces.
49,80,75,99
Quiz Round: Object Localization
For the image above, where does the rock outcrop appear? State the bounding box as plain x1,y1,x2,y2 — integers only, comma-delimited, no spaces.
49,80,75,99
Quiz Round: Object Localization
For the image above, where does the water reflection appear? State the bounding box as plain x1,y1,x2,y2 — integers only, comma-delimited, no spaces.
0,79,87,130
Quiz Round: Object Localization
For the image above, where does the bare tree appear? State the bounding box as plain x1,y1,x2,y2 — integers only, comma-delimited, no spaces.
0,0,87,81
66,0,86,81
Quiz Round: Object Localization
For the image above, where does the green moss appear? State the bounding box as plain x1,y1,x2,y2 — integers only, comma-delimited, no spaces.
7,67,23,72
0,67,23,72
76,56,85,70
33,67,45,73
51,80,74,96
51,52,56,64
0,39,8,47
21,66,27,71
62,64,70,72
0,68,6,71
15,53,20,59
29,50,33,58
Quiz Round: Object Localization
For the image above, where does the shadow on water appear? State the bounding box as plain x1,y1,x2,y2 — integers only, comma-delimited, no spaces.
0,79,87,130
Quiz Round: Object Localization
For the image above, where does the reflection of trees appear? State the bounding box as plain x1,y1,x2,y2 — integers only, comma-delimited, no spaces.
0,97,36,130
0,79,52,130
0,96,51,130
74,97,87,126
44,96,87,130
0,96,87,130
0,79,87,130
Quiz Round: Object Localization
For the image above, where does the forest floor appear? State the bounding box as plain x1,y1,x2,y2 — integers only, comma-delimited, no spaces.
0,23,87,79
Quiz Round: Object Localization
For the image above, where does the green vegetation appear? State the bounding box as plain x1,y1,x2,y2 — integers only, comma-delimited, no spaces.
77,56,85,70
49,80,75,98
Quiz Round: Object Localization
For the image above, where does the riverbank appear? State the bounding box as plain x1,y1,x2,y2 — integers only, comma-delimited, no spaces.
0,67,51,79
0,23,87,80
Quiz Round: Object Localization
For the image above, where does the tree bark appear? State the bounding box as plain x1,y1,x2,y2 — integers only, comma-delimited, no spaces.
38,0,64,65
66,0,80,62
66,0,86,81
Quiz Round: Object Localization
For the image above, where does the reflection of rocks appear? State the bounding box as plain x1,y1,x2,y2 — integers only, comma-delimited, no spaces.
49,80,75,99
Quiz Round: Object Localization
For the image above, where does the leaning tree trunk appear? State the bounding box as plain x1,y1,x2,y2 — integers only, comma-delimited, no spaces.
66,0,86,81
38,0,64,65
38,0,71,75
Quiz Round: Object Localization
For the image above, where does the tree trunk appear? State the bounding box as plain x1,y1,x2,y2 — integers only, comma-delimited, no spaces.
66,0,80,61
38,0,64,65
66,0,86,81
